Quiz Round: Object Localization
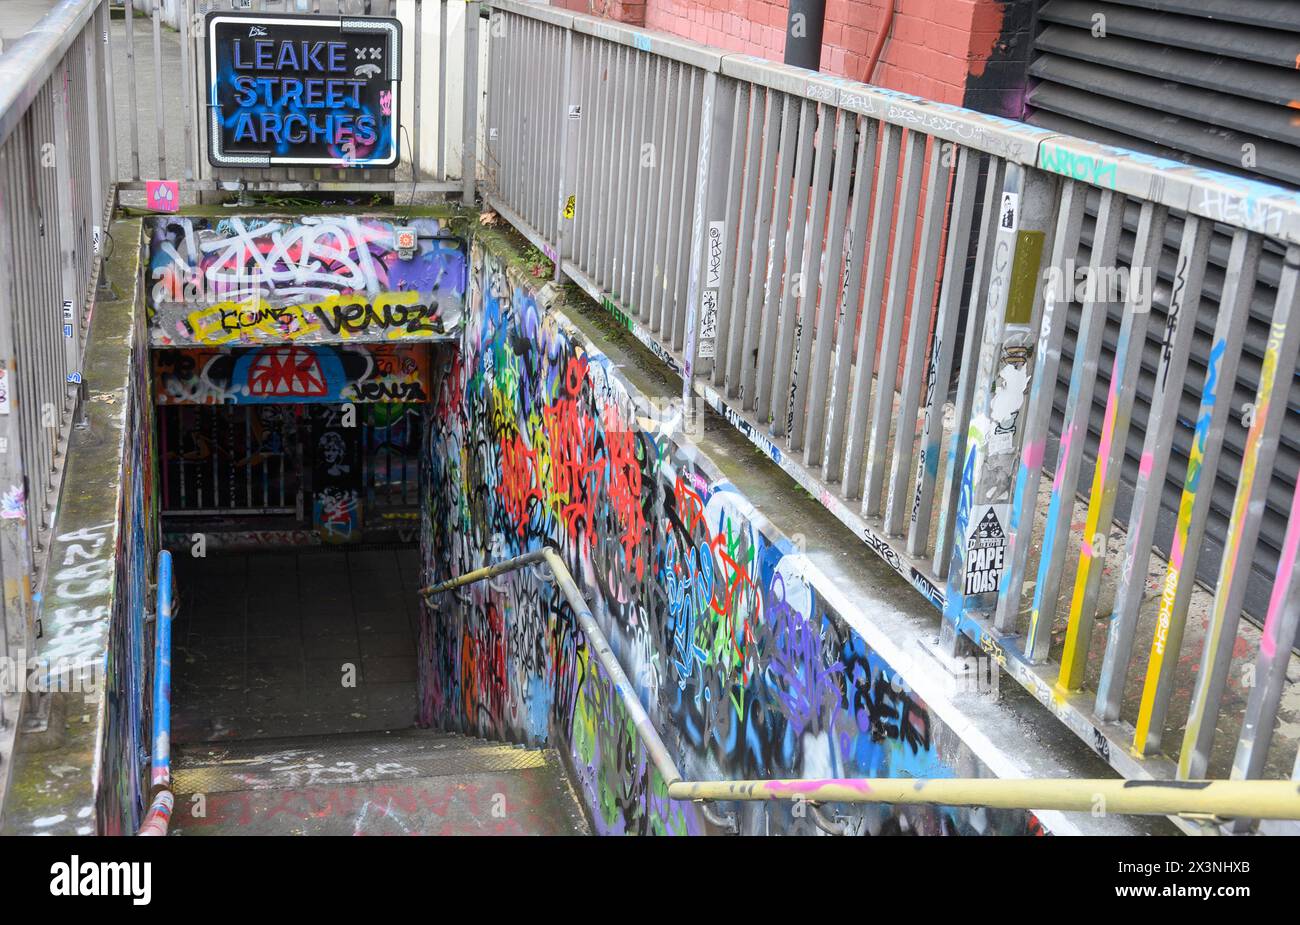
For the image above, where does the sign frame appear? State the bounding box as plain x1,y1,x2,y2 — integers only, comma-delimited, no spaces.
204,11,402,169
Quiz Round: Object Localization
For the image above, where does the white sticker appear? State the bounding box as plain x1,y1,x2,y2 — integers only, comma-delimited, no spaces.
999,191,1019,233
706,222,725,288
0,368,9,416
699,289,718,340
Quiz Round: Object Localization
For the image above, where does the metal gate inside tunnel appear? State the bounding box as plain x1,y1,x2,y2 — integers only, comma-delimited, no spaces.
154,344,429,547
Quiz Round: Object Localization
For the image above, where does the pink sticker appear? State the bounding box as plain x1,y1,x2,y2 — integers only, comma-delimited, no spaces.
146,180,179,213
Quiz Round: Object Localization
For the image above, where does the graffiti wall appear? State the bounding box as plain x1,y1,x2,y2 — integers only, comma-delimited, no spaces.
420,241,1038,835
147,215,466,346
154,344,431,404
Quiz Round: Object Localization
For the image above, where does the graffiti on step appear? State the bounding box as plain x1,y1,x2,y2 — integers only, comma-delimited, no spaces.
154,344,430,405
148,216,466,345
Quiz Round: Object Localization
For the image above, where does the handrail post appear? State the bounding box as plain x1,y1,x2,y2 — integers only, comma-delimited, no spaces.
939,165,1056,655
553,27,576,282
138,550,174,836
680,70,733,409
462,1,480,202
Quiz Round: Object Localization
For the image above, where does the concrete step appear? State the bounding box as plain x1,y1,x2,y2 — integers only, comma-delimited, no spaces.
169,730,589,836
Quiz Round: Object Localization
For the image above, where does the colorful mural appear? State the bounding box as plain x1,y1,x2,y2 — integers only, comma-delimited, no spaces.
154,344,431,405
147,216,467,346
421,244,1038,836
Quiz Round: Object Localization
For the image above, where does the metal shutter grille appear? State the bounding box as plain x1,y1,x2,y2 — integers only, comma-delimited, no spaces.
1028,0,1300,186
1025,3,1300,622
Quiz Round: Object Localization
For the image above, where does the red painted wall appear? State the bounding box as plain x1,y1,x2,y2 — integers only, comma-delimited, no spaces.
549,0,1032,115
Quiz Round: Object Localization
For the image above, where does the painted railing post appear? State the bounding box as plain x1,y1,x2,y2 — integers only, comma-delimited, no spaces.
51,64,82,389
1179,246,1300,780
0,163,33,683
462,1,480,202
940,164,1055,653
553,27,577,281
680,70,732,406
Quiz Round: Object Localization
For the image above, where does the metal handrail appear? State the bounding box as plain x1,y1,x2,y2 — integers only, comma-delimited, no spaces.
137,550,174,837
422,550,1300,822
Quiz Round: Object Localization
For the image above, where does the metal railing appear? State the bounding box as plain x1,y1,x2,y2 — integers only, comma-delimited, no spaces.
423,548,1300,825
478,0,1300,802
138,549,174,837
0,0,117,663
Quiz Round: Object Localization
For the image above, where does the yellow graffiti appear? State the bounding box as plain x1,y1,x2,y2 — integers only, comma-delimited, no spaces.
183,291,438,345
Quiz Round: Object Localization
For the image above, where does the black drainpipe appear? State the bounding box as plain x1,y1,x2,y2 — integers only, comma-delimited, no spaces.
784,0,826,71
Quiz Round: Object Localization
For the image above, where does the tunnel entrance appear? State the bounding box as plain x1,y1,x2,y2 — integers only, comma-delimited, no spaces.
151,342,432,744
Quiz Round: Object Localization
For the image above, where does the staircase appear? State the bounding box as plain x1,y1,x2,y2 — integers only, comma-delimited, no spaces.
166,729,589,836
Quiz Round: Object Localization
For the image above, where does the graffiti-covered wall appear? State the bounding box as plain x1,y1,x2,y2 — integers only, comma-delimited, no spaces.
420,239,1038,835
146,215,467,346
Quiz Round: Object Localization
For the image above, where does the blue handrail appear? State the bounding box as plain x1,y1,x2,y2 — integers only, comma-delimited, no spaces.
138,550,173,836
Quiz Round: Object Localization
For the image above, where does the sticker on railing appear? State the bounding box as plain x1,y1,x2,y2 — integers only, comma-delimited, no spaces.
965,504,1008,595
999,192,1019,233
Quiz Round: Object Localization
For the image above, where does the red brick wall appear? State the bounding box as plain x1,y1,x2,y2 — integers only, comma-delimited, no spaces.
548,0,1030,113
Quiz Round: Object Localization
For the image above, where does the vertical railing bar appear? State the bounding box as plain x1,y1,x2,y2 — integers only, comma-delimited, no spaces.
125,0,141,180
643,58,674,326
651,62,683,335
905,143,976,556
884,137,950,535
52,66,81,384
1230,474,1300,802
151,0,167,179
437,0,448,181
553,27,576,274
1129,229,1263,754
682,70,727,394
769,98,823,435
718,84,762,391
412,0,423,181
708,81,753,386
81,15,104,255
569,35,592,267
582,39,607,292
863,129,926,514
822,116,878,483
616,50,645,301
783,101,837,449
97,1,119,187
1179,243,1300,780
735,90,783,404
670,70,701,352
799,106,855,459
462,1,479,202
756,97,812,423
591,41,615,291
1094,214,1212,719
628,53,659,313
177,0,194,181
933,156,1003,576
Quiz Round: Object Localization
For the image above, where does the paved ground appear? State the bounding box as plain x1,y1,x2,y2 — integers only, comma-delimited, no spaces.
172,547,423,743
169,729,589,835
0,1,61,52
